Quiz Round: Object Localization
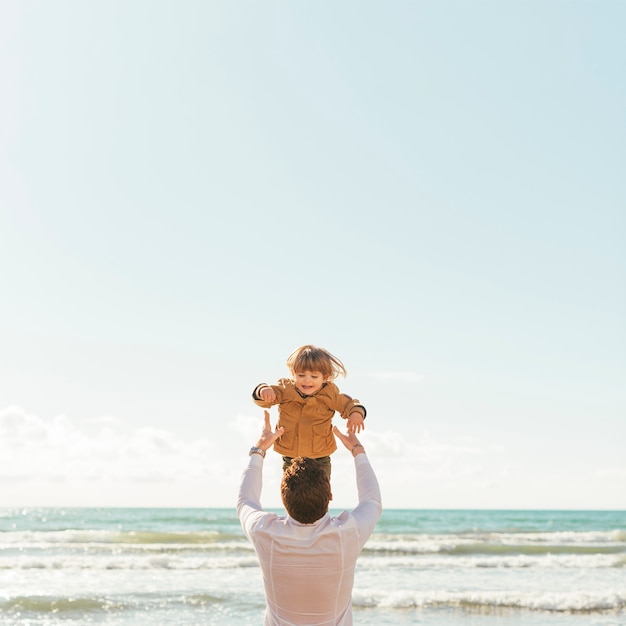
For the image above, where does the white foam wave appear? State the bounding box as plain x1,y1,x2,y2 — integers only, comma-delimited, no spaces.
353,588,626,612
370,529,625,546
496,530,626,544
3,551,623,572
365,530,626,556
0,554,259,570
0,529,227,544
358,552,626,570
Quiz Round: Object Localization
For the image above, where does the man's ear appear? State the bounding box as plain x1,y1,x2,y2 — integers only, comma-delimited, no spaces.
329,491,333,501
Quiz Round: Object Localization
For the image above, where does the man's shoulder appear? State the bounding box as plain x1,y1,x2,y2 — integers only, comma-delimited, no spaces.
244,510,285,533
329,510,352,525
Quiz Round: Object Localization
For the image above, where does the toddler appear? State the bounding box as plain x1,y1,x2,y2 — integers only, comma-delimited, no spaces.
252,344,366,477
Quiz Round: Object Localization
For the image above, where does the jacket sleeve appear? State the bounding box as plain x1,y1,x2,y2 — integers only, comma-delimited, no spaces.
335,390,367,421
251,383,282,409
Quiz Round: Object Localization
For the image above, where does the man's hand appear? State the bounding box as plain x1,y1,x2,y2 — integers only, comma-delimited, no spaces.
333,425,365,456
254,410,284,452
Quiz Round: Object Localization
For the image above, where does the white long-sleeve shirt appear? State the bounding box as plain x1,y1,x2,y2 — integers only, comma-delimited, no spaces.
237,454,382,626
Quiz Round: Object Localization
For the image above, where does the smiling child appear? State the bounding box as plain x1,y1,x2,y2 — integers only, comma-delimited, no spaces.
252,345,366,478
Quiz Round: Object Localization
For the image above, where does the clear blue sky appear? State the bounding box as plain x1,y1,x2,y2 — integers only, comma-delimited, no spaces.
1,0,624,509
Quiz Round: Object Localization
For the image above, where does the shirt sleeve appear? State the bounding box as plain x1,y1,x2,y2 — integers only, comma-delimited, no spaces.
236,454,265,538
351,454,383,543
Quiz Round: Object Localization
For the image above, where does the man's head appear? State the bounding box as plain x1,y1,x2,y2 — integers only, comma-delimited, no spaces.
281,457,331,524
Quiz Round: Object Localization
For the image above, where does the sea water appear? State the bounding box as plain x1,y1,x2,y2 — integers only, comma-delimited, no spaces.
0,508,624,625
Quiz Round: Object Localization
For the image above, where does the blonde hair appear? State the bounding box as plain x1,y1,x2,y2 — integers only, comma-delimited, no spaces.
286,345,347,380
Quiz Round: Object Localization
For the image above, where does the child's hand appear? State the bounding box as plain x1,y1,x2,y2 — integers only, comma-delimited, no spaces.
259,386,277,403
347,412,365,434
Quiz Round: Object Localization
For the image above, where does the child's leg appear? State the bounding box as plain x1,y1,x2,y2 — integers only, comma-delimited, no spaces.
314,456,331,480
282,455,331,480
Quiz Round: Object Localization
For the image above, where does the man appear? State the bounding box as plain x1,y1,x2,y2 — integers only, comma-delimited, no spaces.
237,410,382,626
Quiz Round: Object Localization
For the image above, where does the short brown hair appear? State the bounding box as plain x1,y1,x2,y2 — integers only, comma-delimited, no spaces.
281,457,331,524
286,345,347,380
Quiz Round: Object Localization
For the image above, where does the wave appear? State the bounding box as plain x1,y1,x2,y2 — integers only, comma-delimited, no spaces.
352,588,626,613
365,541,626,557
2,552,623,572
3,528,624,569
1,595,123,613
3,589,624,616
0,554,259,570
0,592,228,615
358,552,626,570
3,527,622,547
0,528,241,545
364,530,626,557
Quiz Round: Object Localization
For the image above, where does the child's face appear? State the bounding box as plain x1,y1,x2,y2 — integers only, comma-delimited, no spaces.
293,370,328,396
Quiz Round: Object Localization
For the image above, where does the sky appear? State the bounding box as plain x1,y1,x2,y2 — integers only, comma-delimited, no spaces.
0,0,624,511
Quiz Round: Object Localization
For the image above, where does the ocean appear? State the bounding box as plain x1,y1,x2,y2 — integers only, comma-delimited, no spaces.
0,507,624,625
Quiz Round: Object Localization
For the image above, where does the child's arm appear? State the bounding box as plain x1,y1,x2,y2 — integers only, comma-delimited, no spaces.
332,384,367,433
258,386,276,403
252,383,278,407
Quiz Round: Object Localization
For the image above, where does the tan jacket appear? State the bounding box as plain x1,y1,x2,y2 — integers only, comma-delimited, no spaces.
252,378,366,458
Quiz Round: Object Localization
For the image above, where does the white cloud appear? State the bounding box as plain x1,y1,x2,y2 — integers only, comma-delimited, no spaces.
0,406,224,503
233,412,269,441
0,405,48,442
0,406,496,508
2,406,622,510
366,428,484,467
